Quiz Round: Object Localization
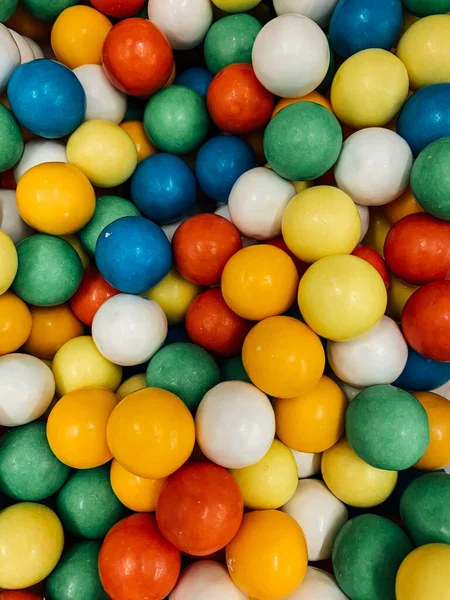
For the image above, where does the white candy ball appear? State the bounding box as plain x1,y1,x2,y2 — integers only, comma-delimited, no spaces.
196,381,275,469
148,0,213,50
0,354,55,426
291,449,322,479
228,167,295,240
274,0,340,27
335,128,413,206
282,479,348,561
73,64,127,124
0,24,20,92
169,561,247,600
14,139,67,183
327,316,408,388
162,219,184,242
333,376,363,402
23,37,44,59
284,567,349,600
356,204,369,242
8,30,34,64
215,204,258,247
252,14,329,98
0,189,34,243
92,294,168,367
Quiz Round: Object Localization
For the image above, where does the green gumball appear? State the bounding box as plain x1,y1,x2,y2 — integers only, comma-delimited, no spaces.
220,356,251,383
264,102,342,181
411,136,450,220
403,0,450,16
23,0,78,21
0,104,23,172
0,0,18,22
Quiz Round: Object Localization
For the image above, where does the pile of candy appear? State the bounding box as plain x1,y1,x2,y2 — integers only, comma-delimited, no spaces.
0,0,450,599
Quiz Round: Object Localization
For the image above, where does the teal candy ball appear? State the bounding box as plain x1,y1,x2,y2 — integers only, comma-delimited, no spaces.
264,102,342,181
23,0,78,21
220,356,251,383
0,0,18,22
0,103,23,172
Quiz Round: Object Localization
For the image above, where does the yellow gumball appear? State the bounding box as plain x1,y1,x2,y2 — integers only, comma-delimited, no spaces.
386,275,419,322
322,438,398,508
362,207,391,256
282,186,361,263
116,373,147,400
67,120,138,188
396,544,450,600
0,231,18,295
0,503,64,589
143,268,201,325
331,49,409,129
397,15,450,89
212,0,262,12
110,459,166,512
298,255,387,341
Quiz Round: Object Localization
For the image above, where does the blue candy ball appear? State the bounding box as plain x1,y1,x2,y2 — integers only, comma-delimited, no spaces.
7,59,86,139
195,136,257,203
397,84,450,157
95,216,172,294
176,68,213,99
394,346,450,392
130,154,197,224
329,0,403,59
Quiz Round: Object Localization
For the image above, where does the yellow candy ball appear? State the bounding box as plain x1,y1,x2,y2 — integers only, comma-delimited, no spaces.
386,275,419,322
212,0,262,12
331,49,409,129
0,231,18,295
362,206,391,257
110,459,166,512
396,544,450,600
116,373,147,401
143,268,201,325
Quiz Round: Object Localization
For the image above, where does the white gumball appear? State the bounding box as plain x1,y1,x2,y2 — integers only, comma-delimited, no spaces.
328,316,408,388
215,204,258,247
8,30,34,64
252,14,329,98
148,0,213,50
274,0,339,27
332,376,363,402
0,354,55,426
335,128,413,206
282,479,348,561
291,450,322,479
434,380,450,400
23,37,44,59
92,294,168,367
356,204,369,242
228,167,295,240
163,219,184,242
170,561,248,600
0,24,20,92
74,64,127,124
0,189,34,243
14,139,67,183
196,381,275,469
284,567,349,600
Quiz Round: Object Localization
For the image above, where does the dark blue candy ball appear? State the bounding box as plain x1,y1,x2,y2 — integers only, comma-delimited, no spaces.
394,346,450,392
176,68,213,99
195,136,257,203
7,59,86,139
95,216,172,294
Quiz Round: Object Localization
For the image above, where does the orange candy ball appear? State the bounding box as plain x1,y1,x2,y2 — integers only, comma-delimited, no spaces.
384,186,424,224
414,391,450,470
110,459,166,513
119,121,157,163
0,292,32,356
272,91,333,118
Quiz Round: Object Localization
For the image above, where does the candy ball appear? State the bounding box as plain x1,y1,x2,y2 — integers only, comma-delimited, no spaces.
273,0,339,26
7,59,85,138
411,137,450,220
74,65,126,124
212,0,262,10
384,187,424,224
69,267,119,326
403,0,450,15
353,246,388,287
0,190,34,244
283,567,348,600
0,25,19,93
90,0,145,17
0,591,42,600
143,268,200,326
414,392,450,469
396,544,450,600
252,14,329,97
23,0,77,21
110,459,166,513
271,90,333,118
331,49,409,128
120,120,156,162
291,451,322,479
0,231,17,295
147,0,212,50
0,104,23,173
0,354,55,426
6,28,33,65
0,292,31,355
176,67,213,98
170,561,247,600
13,140,67,183
395,349,450,394
386,274,418,321
196,381,275,469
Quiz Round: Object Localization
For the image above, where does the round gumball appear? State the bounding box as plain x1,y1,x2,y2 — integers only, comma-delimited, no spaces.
226,510,308,600
91,0,145,17
0,190,34,244
363,206,391,256
271,90,333,119
0,354,54,426
99,514,181,600
22,36,43,60
384,187,424,224
74,65,126,124
0,503,63,590
0,292,31,355
207,63,274,134
69,267,119,326
220,355,250,383
120,121,156,162
411,137,450,220
147,0,212,50
265,237,308,277
110,459,165,513
211,0,262,10
0,25,20,93
14,140,67,183
0,592,42,600
0,231,17,295
403,0,450,15
352,244,390,287
283,567,348,600
396,544,450,600
143,268,200,326
387,275,418,321
7,59,85,138
395,349,450,394
102,18,173,97
7,30,33,65
214,203,257,248
0,0,17,23
116,374,146,400
170,561,247,600
22,0,77,20
291,451,322,479
413,392,450,469
273,0,338,25
173,214,241,286
176,67,213,98
0,104,23,173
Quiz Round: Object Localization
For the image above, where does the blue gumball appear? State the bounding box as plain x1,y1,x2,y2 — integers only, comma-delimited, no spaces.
394,346,450,392
176,68,213,99
397,84,450,157
329,0,403,59
130,154,197,224
95,216,172,294
7,59,86,139
195,135,257,203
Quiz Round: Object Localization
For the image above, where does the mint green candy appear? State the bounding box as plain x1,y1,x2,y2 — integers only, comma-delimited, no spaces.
23,0,78,21
0,0,18,22
220,356,251,383
403,0,450,16
411,136,450,220
0,104,23,172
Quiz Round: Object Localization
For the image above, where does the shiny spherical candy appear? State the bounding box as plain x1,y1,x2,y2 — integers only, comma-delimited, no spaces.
352,244,390,287
116,374,147,400
51,6,112,70
23,0,77,20
335,128,413,206
0,190,34,244
196,381,275,469
384,186,425,224
207,63,274,135
7,59,85,138
284,567,348,600
273,0,338,25
0,0,17,24
282,479,348,561
0,354,54,426
74,65,126,124
13,140,67,183
333,515,413,600
0,231,17,295
397,15,450,89
91,0,145,17
120,120,156,162
0,503,63,590
96,216,172,294
147,0,212,50
291,450,322,479
264,102,342,182
69,267,119,326
110,459,166,513
5,29,33,65
0,25,20,93
396,544,450,600
0,104,23,173
226,510,308,600
170,561,247,600
387,275,418,321
404,0,450,14
102,18,173,97
0,292,31,355
271,90,333,119
395,350,450,394
331,49,409,128
144,268,200,326
402,281,450,362
411,137,450,220
212,0,262,10
0,592,41,600
414,392,450,469
176,67,213,98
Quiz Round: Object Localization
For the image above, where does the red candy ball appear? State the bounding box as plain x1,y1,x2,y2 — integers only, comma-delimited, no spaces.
102,18,174,97
384,213,450,285
207,64,274,135
265,237,308,278
352,244,390,288
156,462,243,556
172,214,242,286
186,288,252,357
402,281,450,362
69,266,120,326
99,514,181,600
0,594,41,600
90,0,146,18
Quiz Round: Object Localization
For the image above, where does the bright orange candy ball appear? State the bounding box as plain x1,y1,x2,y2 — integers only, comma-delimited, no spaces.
0,292,32,356
272,91,333,119
414,391,450,470
120,121,157,163
226,510,308,600
110,459,166,513
383,186,424,224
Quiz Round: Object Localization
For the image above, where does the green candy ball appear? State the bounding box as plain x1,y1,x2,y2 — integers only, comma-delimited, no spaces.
411,137,450,220
56,466,126,539
403,0,450,16
333,514,413,600
13,234,83,306
0,0,18,22
146,342,220,412
264,102,342,181
220,356,251,383
0,104,23,172
204,14,262,75
23,0,78,21
144,86,209,155
80,195,141,255
46,541,108,600
400,472,450,546
0,422,70,501
346,385,429,471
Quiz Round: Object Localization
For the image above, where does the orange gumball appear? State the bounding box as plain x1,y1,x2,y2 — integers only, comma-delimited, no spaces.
0,292,32,356
272,91,333,119
120,121,157,163
414,391,450,470
110,459,166,513
383,186,424,224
